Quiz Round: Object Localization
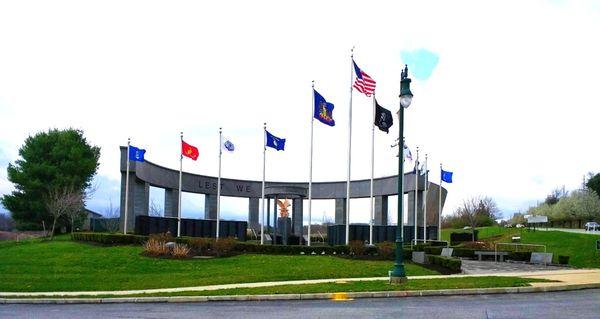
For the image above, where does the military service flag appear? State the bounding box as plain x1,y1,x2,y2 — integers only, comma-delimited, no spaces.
181,140,199,160
374,100,393,133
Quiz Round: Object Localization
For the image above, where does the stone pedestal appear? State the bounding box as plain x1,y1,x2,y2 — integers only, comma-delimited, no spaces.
277,217,292,245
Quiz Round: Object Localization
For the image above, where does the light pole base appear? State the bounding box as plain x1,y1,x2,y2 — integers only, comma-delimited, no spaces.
389,276,408,285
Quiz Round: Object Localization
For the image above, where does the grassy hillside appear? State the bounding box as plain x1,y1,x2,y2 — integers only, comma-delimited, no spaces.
442,226,600,268
0,237,437,292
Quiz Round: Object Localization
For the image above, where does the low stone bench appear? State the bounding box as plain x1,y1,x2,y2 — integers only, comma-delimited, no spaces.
474,250,509,262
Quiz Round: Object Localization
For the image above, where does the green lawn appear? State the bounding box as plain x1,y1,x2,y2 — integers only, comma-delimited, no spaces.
442,226,600,268
441,226,521,242
88,276,549,298
0,238,438,292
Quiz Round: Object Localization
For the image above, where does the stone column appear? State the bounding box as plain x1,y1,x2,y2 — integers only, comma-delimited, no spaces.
119,171,135,233
292,198,303,237
248,198,259,230
424,183,447,240
204,195,217,219
335,198,346,225
374,196,388,226
164,188,179,218
120,174,149,233
407,191,424,227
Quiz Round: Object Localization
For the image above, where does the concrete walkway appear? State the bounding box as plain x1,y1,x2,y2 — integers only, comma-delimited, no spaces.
2,269,599,298
461,259,569,274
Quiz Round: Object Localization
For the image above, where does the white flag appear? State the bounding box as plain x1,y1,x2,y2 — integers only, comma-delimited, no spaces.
403,144,413,162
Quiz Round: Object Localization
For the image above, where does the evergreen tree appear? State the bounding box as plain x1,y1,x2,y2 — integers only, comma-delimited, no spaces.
1,129,100,230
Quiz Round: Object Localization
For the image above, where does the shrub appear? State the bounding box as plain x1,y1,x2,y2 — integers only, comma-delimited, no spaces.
558,255,570,265
451,248,477,258
461,241,493,250
348,240,367,256
189,237,214,255
149,232,174,244
171,243,191,259
427,255,461,272
423,246,443,255
143,238,169,256
403,248,413,260
507,251,532,262
214,237,237,257
450,230,479,245
71,232,147,245
376,241,395,259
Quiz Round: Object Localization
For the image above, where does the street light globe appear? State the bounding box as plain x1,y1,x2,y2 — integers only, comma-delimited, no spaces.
400,95,413,108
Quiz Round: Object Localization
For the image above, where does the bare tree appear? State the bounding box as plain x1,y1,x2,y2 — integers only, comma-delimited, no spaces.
455,196,500,241
149,199,163,217
101,199,120,233
45,186,84,240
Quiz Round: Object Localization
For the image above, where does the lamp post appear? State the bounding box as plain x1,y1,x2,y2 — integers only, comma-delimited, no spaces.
390,64,413,284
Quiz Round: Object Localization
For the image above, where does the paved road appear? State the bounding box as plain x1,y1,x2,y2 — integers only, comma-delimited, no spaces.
1,289,598,319
539,228,600,235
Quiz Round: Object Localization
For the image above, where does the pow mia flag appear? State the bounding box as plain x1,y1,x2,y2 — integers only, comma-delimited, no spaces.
374,100,393,133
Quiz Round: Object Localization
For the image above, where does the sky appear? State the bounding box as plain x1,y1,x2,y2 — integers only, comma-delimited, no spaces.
1,0,599,225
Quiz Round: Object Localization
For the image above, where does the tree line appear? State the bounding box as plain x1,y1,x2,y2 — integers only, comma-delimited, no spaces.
510,173,600,226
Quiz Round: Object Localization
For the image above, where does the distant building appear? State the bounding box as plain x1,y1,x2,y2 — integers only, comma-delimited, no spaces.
83,208,102,230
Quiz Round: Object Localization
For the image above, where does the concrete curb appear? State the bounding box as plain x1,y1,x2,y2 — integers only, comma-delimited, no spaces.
1,283,598,304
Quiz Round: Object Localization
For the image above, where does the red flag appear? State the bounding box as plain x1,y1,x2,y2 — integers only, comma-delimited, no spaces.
181,140,199,160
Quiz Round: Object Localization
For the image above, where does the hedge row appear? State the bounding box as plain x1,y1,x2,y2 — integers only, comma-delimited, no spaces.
72,232,148,245
72,233,417,259
427,255,462,272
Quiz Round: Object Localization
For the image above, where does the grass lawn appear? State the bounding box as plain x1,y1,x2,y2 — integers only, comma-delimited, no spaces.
442,226,600,268
97,276,550,298
0,237,438,292
441,226,521,243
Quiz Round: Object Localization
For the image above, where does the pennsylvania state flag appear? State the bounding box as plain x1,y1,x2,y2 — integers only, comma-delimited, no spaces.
374,99,393,133
313,89,335,126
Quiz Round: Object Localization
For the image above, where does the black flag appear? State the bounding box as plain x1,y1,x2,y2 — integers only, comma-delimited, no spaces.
374,100,393,133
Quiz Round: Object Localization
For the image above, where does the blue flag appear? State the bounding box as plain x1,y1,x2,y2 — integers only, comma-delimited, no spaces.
441,169,453,183
128,145,146,162
266,130,285,151
313,89,335,126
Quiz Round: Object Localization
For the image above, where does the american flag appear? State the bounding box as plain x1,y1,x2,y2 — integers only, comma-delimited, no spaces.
352,60,376,96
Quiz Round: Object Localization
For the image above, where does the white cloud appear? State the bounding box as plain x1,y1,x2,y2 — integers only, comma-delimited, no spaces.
0,0,599,222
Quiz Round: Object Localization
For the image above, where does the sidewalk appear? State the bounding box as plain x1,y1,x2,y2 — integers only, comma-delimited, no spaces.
1,269,599,298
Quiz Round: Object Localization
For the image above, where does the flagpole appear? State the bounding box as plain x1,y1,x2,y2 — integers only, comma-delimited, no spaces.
308,81,315,246
369,94,375,245
216,128,222,239
423,153,428,242
345,47,354,245
438,163,442,241
178,132,183,237
124,138,130,234
260,123,266,245
414,147,419,245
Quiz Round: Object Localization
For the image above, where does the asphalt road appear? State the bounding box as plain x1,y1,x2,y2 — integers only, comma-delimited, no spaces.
1,289,599,319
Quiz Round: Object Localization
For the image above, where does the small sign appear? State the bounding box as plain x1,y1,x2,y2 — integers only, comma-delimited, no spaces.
597,239,600,251
527,215,548,223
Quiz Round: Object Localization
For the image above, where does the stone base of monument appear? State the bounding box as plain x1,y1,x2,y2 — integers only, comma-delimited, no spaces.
277,217,292,245
412,251,427,264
